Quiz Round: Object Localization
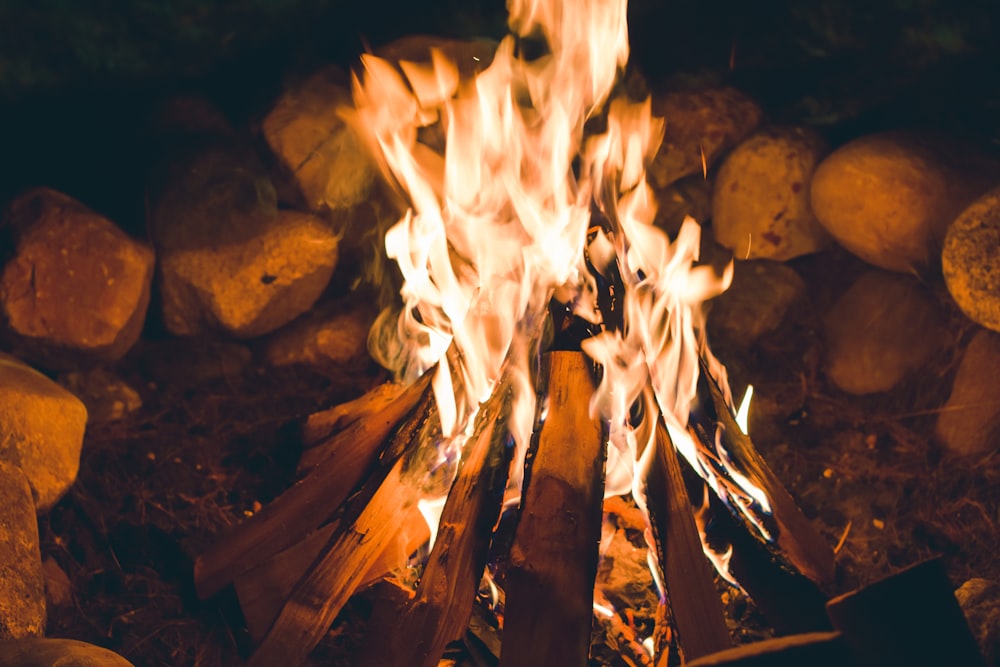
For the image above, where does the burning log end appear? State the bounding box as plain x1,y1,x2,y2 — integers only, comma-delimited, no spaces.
697,362,836,586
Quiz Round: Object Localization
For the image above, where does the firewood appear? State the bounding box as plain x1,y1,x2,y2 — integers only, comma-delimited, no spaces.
683,631,850,667
700,482,832,635
646,416,732,661
499,352,605,667
298,371,432,472
357,378,514,667
696,364,835,585
246,393,440,667
234,501,429,642
826,558,985,667
300,378,410,447
193,372,433,599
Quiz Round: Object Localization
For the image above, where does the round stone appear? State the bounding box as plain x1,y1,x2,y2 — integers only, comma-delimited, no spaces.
942,186,1000,332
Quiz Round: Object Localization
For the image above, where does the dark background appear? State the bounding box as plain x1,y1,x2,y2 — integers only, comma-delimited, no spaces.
0,0,998,231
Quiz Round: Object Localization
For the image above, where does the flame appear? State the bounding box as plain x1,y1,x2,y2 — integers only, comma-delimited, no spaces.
349,0,774,634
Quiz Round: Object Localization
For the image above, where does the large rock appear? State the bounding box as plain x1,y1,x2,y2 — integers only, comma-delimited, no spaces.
0,354,87,512
653,174,713,235
942,186,1000,332
955,579,1000,666
261,294,376,375
150,142,339,338
0,461,45,640
262,66,375,211
708,260,807,345
711,126,831,261
0,189,154,366
648,86,762,189
936,329,1000,456
823,271,944,395
0,638,133,666
810,131,1000,274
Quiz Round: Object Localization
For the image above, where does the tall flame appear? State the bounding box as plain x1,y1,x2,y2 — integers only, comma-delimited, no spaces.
349,0,633,480
348,0,770,585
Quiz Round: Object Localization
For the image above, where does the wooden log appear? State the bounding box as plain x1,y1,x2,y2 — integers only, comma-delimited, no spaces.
826,558,985,667
298,371,432,472
699,477,832,635
356,379,514,667
696,364,835,586
192,372,433,599
499,351,606,667
683,632,851,667
246,396,439,667
301,379,412,447
233,501,429,642
645,417,732,661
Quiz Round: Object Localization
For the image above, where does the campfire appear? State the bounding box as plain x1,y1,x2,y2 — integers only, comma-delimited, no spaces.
187,1,982,666
3,0,998,666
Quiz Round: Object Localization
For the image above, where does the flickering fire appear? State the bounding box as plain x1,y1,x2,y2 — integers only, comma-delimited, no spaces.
348,0,773,653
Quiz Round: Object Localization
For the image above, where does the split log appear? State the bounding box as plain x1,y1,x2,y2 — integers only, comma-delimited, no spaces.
645,416,732,661
696,364,835,585
233,501,428,642
700,479,832,635
192,372,432,599
499,351,606,667
246,390,440,667
826,558,985,667
299,371,432,472
300,378,410,448
683,632,850,667
356,378,514,667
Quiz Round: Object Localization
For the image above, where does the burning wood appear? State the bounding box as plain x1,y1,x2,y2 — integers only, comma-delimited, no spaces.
499,352,606,667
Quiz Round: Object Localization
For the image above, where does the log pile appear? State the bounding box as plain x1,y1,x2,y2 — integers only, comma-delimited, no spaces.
193,347,980,666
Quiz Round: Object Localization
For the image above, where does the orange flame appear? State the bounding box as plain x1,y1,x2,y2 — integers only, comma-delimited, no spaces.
348,0,771,601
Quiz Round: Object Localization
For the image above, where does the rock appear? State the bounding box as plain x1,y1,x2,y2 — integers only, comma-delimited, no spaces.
261,294,376,375
942,186,1000,332
0,461,45,640
648,86,762,189
810,131,1000,274
936,329,1000,456
0,638,134,666
711,126,831,261
0,189,154,366
150,141,339,337
823,271,944,395
955,578,1000,666
708,260,807,345
40,557,72,609
653,174,713,235
262,66,375,211
0,353,88,512
58,368,142,424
